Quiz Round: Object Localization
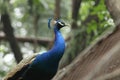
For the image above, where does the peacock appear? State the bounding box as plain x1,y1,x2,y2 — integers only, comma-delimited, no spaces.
4,18,67,80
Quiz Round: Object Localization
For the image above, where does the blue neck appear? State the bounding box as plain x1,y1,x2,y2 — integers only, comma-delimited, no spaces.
31,26,65,68
48,27,65,63
30,25,65,74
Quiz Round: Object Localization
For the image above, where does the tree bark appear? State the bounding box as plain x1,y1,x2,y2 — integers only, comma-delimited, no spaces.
59,0,82,68
54,0,61,19
33,14,39,52
53,22,120,80
105,0,120,25
72,0,82,29
0,34,52,47
1,13,23,63
53,0,120,80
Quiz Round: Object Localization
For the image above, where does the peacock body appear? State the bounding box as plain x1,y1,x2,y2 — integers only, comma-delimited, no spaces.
5,19,67,80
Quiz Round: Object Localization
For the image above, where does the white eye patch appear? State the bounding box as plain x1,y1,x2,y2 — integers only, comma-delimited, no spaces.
58,22,64,26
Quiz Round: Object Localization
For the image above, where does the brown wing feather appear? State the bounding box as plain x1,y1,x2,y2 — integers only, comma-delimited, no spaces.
3,54,37,80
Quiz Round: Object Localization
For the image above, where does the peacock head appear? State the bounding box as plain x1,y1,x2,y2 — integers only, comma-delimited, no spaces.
48,18,67,30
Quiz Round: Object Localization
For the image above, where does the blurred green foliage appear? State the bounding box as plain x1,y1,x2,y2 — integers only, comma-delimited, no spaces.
59,0,114,68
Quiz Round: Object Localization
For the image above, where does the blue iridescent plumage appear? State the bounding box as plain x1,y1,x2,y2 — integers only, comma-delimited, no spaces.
22,20,66,80
8,19,66,80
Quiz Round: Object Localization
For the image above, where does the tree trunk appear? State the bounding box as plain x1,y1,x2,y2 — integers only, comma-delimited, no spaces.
105,0,120,25
72,0,82,29
53,0,120,80
53,21,120,80
59,0,83,68
54,0,61,19
1,13,23,63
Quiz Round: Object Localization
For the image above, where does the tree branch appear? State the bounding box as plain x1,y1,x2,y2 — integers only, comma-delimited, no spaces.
1,13,23,63
0,34,52,47
54,0,61,19
0,34,70,46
